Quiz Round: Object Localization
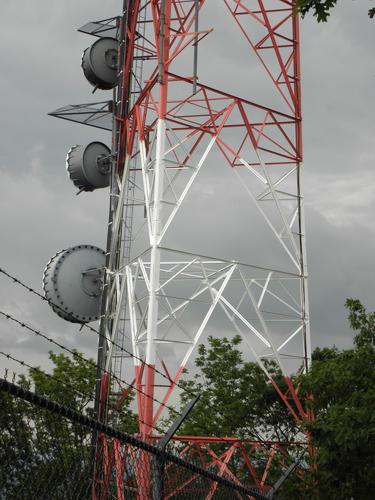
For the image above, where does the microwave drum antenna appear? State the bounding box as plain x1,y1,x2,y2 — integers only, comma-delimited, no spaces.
43,245,105,323
81,37,118,90
66,142,111,191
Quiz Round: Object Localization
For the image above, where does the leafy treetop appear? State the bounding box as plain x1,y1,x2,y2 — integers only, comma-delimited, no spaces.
300,298,375,499
296,0,375,22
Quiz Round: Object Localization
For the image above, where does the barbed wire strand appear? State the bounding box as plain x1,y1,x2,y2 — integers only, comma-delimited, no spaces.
0,348,166,435
0,310,183,423
0,271,304,456
0,267,196,398
0,310,284,441
0,268,300,451
0,349,95,404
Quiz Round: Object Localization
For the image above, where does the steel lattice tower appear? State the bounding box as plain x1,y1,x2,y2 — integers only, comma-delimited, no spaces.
51,0,311,496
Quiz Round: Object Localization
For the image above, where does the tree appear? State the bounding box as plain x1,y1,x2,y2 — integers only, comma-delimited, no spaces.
296,0,375,22
0,350,96,498
0,350,136,499
2,299,374,497
174,300,375,498
174,336,302,492
300,299,375,499
177,335,297,442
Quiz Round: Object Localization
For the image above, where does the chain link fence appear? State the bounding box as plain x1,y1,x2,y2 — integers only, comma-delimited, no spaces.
0,378,267,499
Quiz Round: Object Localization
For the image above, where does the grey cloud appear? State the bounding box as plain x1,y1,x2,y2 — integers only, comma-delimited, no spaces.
0,0,374,379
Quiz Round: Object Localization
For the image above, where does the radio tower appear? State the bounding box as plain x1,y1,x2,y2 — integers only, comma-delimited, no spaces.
49,0,311,496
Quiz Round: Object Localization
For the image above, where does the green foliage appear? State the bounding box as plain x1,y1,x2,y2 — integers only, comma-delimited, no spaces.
0,351,96,498
301,299,375,499
296,0,375,22
177,335,297,442
23,350,96,412
346,298,375,348
0,350,135,499
2,299,374,497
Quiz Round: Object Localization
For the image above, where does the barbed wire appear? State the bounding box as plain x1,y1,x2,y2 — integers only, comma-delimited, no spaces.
0,268,301,454
0,267,98,335
0,348,95,405
0,309,183,424
0,310,250,442
0,266,196,398
0,347,164,435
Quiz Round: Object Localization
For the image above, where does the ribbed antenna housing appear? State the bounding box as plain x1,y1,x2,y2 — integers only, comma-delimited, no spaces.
66,142,111,191
81,37,118,90
43,244,105,323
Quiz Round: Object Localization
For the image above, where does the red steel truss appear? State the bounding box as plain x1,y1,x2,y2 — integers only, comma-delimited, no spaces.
94,434,306,498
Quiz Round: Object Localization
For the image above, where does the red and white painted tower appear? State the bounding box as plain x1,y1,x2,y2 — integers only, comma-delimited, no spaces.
53,0,311,496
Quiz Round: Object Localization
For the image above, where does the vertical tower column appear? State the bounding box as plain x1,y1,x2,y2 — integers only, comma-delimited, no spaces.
142,0,173,439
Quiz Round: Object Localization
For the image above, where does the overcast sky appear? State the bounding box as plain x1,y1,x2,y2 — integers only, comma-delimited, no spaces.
0,1,374,380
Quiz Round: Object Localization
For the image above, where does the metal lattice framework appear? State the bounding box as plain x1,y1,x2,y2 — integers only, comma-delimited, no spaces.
51,0,311,496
